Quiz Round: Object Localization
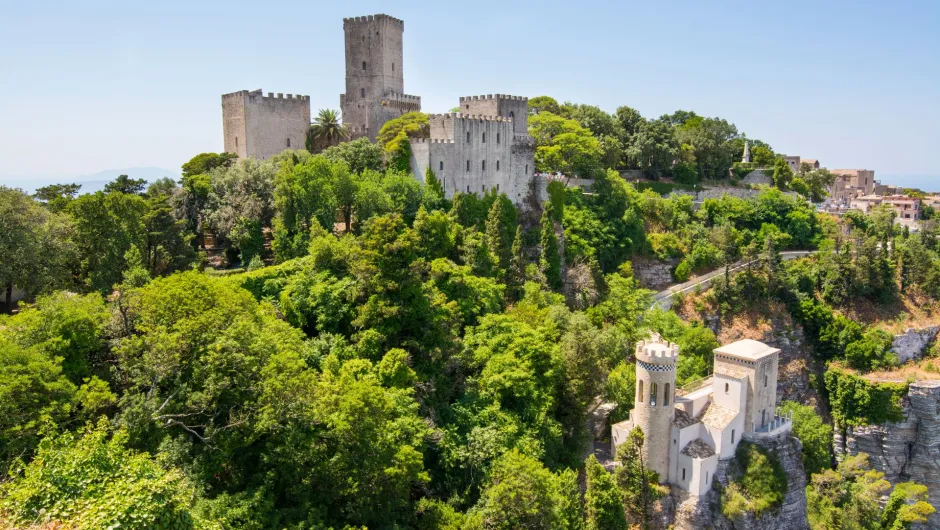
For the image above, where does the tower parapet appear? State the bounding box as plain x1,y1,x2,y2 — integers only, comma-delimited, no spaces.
458,93,529,136
631,331,679,481
635,332,680,366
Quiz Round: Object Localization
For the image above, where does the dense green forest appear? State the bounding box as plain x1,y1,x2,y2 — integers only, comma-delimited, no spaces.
1,100,938,529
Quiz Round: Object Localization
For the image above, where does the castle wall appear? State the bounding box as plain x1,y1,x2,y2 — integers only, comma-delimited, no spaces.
222,90,310,161
460,94,529,136
412,113,533,205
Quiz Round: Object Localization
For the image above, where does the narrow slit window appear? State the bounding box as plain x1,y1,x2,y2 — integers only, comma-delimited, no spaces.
496,183,499,191
362,61,366,70
392,63,395,72
638,380,644,403
235,137,238,149
361,88,365,98
764,375,768,387
482,160,486,171
725,383,729,394
466,160,470,171
731,429,735,443
497,132,500,144
482,185,486,192
496,160,500,171
664,383,670,406
286,138,291,148
439,161,443,171
482,132,486,143
466,131,470,143
682,468,686,480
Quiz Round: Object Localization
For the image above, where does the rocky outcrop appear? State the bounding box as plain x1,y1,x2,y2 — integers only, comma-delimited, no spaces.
741,170,772,186
891,326,938,363
834,381,940,528
667,434,809,530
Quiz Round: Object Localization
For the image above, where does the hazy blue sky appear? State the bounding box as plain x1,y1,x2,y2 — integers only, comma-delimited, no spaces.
2,0,938,189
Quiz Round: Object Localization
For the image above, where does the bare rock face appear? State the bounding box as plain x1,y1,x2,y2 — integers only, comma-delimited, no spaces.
834,381,940,528
667,434,809,530
633,257,678,290
891,326,939,363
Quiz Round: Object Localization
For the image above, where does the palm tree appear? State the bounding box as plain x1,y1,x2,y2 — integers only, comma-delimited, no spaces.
307,109,350,153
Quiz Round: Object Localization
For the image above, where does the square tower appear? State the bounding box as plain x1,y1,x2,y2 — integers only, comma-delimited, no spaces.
712,339,780,433
459,94,529,136
340,14,421,142
222,89,310,160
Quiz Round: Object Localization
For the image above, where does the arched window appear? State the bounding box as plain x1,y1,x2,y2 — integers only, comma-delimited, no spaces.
360,88,365,98
509,111,514,118
638,380,644,403
650,383,658,406
439,161,443,171
482,160,486,171
724,382,729,394
286,138,291,148
362,61,366,70
664,383,670,406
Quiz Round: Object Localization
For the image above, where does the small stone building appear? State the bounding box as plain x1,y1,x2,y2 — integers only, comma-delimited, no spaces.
612,334,792,497
221,89,310,160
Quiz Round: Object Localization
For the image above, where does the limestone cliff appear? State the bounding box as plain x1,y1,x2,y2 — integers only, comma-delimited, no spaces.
834,381,940,528
665,434,809,530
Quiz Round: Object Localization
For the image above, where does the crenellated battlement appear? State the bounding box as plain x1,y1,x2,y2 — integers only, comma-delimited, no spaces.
222,89,309,102
343,14,404,27
635,332,680,364
459,94,528,102
427,113,514,123
348,125,371,134
410,137,454,144
384,91,420,102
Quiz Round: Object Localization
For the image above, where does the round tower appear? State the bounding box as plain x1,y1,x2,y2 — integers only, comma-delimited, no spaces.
632,332,678,482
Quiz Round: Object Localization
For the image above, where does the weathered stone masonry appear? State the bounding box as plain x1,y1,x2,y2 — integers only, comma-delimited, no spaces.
222,89,310,161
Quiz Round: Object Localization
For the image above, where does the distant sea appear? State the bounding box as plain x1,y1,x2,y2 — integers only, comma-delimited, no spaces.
880,175,939,193
0,167,180,195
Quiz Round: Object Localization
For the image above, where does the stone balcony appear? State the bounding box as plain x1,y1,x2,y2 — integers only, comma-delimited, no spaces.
744,409,793,440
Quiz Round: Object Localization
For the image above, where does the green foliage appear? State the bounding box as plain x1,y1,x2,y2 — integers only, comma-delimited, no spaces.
779,401,832,476
540,203,562,289
321,136,383,174
377,111,429,148
673,259,692,282
0,187,75,302
615,427,665,530
103,174,148,195
605,361,636,423
33,183,81,213
272,155,342,260
529,112,602,177
585,455,627,530
806,453,932,530
1,421,210,529
181,152,236,179
772,157,794,189
824,367,908,427
720,441,787,519
307,108,350,153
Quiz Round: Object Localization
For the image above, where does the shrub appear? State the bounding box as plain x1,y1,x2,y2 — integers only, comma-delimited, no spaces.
720,441,787,519
673,259,692,282
824,367,908,427
779,401,832,475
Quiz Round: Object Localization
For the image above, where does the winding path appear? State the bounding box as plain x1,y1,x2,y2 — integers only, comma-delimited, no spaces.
650,250,817,310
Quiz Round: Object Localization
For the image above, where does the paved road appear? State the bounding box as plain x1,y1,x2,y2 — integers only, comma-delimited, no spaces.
651,250,816,309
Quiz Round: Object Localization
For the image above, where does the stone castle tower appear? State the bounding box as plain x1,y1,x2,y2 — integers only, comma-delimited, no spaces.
340,14,421,142
632,332,678,482
222,89,310,160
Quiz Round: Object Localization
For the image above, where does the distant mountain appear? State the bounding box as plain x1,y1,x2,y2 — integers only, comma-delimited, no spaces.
0,167,180,195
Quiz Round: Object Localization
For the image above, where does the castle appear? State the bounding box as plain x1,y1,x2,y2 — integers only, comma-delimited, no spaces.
221,14,536,204
409,97,536,203
611,333,793,496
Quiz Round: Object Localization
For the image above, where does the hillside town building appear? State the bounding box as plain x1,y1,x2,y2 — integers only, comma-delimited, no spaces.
830,169,876,205
611,333,792,496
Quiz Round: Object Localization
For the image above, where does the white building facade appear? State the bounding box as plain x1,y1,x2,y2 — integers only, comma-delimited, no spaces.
612,335,792,496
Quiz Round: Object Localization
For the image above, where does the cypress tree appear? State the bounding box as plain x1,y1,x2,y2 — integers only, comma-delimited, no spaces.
540,203,562,289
